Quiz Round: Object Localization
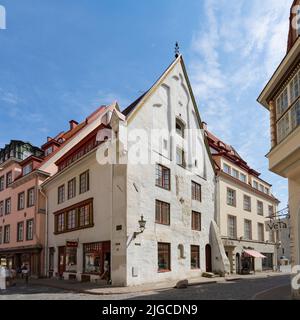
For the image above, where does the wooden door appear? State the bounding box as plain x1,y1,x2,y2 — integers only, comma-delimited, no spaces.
58,246,66,276
205,244,212,272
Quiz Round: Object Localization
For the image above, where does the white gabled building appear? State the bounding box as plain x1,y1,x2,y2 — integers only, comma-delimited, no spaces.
43,55,229,286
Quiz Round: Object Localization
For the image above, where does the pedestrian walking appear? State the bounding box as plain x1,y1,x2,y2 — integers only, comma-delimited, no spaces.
21,263,29,285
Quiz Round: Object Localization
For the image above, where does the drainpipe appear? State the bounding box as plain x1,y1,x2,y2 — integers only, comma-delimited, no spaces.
39,187,48,278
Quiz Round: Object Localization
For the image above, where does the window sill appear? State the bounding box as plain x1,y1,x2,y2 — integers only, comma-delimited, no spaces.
158,269,171,273
155,222,171,226
54,224,94,235
155,184,170,192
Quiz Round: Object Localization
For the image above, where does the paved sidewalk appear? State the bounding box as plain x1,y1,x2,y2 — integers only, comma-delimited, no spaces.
20,271,290,296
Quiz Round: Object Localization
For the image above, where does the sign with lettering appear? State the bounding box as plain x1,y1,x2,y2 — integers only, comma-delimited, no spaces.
265,220,288,232
66,241,78,248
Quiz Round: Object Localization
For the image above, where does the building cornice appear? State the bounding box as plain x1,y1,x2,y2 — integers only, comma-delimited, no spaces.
218,171,280,204
11,170,50,188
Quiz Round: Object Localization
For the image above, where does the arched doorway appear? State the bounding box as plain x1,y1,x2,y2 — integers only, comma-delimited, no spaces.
205,244,212,272
236,253,240,274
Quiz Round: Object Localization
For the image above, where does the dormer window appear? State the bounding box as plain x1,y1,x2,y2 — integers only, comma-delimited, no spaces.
45,146,53,157
176,118,185,138
23,162,33,176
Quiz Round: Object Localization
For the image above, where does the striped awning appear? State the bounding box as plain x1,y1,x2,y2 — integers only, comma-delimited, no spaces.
243,250,267,259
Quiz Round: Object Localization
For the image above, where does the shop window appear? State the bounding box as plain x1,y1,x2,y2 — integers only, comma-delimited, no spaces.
83,242,110,276
66,247,77,272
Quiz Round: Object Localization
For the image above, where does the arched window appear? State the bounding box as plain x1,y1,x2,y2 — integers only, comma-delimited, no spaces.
178,244,185,259
176,118,185,138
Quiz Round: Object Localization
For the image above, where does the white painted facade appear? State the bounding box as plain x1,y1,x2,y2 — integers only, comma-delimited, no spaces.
43,56,228,286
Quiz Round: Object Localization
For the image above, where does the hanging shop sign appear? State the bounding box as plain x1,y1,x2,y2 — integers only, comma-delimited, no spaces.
265,220,288,232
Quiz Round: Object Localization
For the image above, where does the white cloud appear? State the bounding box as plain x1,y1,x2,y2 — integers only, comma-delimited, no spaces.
189,0,290,208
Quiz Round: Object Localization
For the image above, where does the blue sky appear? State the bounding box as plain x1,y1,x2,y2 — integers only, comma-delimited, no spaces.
0,0,292,208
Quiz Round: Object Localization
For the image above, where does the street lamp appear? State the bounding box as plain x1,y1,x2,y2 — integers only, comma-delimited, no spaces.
133,215,146,239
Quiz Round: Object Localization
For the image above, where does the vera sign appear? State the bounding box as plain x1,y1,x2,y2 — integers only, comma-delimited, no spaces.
0,5,5,29
265,220,288,232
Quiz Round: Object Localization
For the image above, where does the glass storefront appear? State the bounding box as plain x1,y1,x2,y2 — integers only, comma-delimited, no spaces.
83,242,110,275
65,247,77,272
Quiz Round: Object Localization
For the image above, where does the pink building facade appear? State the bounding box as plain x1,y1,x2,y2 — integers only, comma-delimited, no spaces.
0,141,48,277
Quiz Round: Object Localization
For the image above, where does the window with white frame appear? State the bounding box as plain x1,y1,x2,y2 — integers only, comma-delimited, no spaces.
27,188,35,207
258,223,264,242
227,188,236,207
240,173,247,183
4,225,10,243
243,195,251,212
257,201,264,216
268,205,274,217
223,163,231,175
259,184,264,192
23,163,33,176
244,219,252,240
277,112,290,143
232,168,239,179
290,71,300,103
227,215,237,239
45,146,53,157
276,87,288,118
253,181,258,189
291,100,300,130
176,147,185,167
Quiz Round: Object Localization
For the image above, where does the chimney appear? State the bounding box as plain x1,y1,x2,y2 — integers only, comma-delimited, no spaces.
69,120,78,130
47,137,52,142
202,122,208,131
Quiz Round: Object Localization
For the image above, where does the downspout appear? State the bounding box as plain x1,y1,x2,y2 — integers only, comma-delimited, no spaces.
39,187,48,278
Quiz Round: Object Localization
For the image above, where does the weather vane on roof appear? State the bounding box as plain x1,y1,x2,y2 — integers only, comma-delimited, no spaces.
175,42,180,58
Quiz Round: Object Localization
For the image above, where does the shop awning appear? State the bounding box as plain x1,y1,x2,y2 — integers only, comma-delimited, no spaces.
243,250,267,259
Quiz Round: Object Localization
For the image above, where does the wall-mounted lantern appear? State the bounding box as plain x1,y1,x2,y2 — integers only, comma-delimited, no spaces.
133,215,146,239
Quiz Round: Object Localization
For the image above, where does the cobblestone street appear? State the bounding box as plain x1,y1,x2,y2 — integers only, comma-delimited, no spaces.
0,275,291,300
